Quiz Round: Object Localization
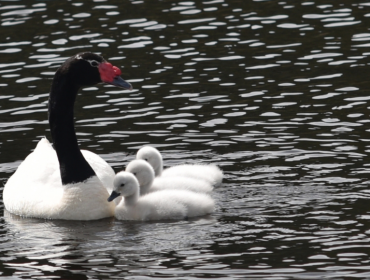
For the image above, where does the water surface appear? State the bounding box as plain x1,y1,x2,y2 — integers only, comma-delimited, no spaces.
2,0,370,278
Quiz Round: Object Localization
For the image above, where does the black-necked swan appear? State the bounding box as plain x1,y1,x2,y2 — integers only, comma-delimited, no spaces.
3,52,132,220
125,159,213,195
107,171,214,221
136,146,223,187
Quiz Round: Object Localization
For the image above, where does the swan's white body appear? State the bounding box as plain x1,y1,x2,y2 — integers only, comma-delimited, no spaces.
136,146,223,187
3,138,115,220
125,160,213,195
110,172,214,221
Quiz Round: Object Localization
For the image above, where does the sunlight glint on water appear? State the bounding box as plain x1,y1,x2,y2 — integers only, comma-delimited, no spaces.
1,0,370,279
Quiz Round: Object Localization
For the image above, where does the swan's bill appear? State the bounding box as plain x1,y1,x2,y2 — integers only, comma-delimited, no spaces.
105,76,132,90
98,61,133,90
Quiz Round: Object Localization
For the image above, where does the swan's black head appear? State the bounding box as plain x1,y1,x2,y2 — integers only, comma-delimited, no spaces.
57,52,132,90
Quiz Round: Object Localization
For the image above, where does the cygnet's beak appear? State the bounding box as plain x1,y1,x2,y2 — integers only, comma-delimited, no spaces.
107,191,121,202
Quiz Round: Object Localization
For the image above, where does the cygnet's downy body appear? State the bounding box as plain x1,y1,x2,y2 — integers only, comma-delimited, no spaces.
125,159,213,195
107,172,215,221
136,146,223,187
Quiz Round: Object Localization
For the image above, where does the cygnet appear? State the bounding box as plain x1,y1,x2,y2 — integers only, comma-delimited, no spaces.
136,146,223,187
107,171,215,221
126,159,213,195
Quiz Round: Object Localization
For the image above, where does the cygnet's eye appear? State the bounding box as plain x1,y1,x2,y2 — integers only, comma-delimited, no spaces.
120,183,125,187
144,158,148,161
133,172,137,176
88,60,99,67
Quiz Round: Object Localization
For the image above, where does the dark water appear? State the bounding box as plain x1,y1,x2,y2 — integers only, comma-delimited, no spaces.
1,0,370,278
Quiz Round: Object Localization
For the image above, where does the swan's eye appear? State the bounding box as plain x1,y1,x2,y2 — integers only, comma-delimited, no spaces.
88,60,99,67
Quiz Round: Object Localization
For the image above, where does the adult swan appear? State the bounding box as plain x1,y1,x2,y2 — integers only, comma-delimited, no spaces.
3,52,132,220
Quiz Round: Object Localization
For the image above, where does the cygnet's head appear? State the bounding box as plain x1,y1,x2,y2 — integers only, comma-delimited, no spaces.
125,159,155,190
136,146,162,176
107,171,139,202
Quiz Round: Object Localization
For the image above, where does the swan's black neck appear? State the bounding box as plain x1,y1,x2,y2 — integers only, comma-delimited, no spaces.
48,69,96,185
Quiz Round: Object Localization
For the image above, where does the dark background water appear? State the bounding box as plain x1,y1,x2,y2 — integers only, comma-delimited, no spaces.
2,0,370,278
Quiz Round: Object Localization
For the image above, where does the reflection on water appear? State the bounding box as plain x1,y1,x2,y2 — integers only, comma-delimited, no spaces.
2,0,370,278
2,211,218,278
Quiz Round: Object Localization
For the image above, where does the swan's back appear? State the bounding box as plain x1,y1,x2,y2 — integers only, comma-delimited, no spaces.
4,138,60,194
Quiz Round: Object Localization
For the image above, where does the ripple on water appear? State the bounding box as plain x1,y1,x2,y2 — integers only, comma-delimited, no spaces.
2,0,370,279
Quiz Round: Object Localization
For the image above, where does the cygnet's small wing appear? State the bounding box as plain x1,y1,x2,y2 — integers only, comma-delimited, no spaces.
161,164,223,187
151,176,213,193
170,190,215,217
